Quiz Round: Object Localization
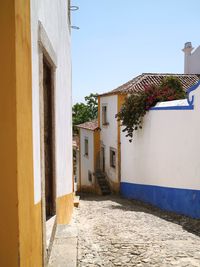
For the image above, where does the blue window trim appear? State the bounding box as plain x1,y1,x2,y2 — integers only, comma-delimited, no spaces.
150,80,200,111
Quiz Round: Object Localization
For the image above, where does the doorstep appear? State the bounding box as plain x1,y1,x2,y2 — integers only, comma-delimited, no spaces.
74,195,80,207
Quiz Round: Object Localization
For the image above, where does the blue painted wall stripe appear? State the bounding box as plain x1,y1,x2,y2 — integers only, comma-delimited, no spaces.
120,182,200,218
150,105,194,111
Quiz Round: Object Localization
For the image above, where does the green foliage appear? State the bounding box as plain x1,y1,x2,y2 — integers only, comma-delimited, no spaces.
85,93,98,120
73,93,98,132
116,77,186,142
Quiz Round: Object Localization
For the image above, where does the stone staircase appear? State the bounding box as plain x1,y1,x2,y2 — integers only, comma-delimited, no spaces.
95,170,111,195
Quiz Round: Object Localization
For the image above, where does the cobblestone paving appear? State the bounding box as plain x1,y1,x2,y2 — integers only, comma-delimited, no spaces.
74,194,200,267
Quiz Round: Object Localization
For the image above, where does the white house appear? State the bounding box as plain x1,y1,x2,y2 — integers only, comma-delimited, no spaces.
121,81,200,218
0,1,73,266
98,94,125,193
77,120,100,192
98,73,199,193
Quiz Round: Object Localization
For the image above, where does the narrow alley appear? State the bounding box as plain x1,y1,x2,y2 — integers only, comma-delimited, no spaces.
75,194,200,267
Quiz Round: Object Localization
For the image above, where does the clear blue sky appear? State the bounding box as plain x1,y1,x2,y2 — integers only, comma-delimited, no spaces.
71,0,200,103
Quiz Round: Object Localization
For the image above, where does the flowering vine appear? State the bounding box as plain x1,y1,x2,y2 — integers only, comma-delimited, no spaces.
116,77,186,142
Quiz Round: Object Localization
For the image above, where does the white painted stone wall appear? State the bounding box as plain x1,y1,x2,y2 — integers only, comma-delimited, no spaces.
121,85,200,190
80,129,94,186
100,95,118,182
184,45,200,74
31,0,72,204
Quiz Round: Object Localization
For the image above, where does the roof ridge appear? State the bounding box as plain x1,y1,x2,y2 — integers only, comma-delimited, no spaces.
99,73,200,97
142,72,199,76
76,119,99,131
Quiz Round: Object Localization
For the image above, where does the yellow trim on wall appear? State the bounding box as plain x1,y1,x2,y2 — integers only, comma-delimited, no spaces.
15,1,43,266
79,129,82,191
117,94,126,183
0,1,43,266
98,96,101,128
57,193,74,224
93,130,100,173
0,1,19,266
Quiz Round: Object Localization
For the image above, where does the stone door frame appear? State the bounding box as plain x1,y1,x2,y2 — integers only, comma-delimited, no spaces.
38,21,57,266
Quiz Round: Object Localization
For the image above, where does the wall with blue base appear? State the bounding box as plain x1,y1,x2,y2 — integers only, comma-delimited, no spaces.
120,182,200,218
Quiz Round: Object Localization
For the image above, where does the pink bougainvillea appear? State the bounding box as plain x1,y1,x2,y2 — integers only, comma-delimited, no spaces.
116,77,186,142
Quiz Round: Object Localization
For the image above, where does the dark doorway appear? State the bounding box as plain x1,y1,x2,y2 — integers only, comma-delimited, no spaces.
43,58,55,220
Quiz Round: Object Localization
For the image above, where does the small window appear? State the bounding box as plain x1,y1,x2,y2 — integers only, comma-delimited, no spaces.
88,171,92,182
102,105,108,125
84,138,89,157
110,148,116,168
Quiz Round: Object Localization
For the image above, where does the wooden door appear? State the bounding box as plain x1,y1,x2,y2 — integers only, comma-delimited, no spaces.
43,58,55,219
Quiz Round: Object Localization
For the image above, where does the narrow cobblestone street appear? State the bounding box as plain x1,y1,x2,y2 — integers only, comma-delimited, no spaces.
74,194,200,267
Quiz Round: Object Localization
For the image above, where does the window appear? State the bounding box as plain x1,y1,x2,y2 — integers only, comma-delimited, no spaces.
110,148,116,168
84,138,89,157
102,105,108,125
88,171,92,182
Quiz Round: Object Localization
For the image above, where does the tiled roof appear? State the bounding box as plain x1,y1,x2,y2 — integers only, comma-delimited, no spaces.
100,73,200,96
76,119,99,131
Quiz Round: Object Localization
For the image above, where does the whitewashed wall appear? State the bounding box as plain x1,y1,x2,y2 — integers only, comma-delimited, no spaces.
31,0,72,204
80,129,94,186
100,95,118,182
185,45,200,74
121,84,200,218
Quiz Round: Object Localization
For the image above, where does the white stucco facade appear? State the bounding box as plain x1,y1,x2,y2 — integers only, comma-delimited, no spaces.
121,85,200,190
80,129,95,187
31,0,72,204
183,43,200,74
100,95,118,183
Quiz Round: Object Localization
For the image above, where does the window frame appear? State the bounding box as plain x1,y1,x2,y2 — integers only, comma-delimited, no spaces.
84,137,89,157
110,147,116,169
102,104,109,126
88,170,92,182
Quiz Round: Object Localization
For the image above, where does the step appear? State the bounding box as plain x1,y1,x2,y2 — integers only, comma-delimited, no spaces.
100,185,110,190
101,187,111,192
97,177,107,182
102,192,111,196
95,172,111,195
99,182,109,186
74,195,80,207
96,176,106,180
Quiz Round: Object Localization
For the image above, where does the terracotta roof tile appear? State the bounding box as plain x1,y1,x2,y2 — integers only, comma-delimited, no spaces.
76,119,99,131
100,73,200,96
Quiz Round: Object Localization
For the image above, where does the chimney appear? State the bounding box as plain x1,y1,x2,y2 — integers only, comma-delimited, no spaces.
182,42,194,74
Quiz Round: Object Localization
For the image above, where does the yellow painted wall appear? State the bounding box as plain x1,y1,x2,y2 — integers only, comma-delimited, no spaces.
15,1,43,266
98,96,101,128
0,1,19,266
1,1,74,265
94,130,100,172
78,129,82,190
57,193,74,224
0,1,43,266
